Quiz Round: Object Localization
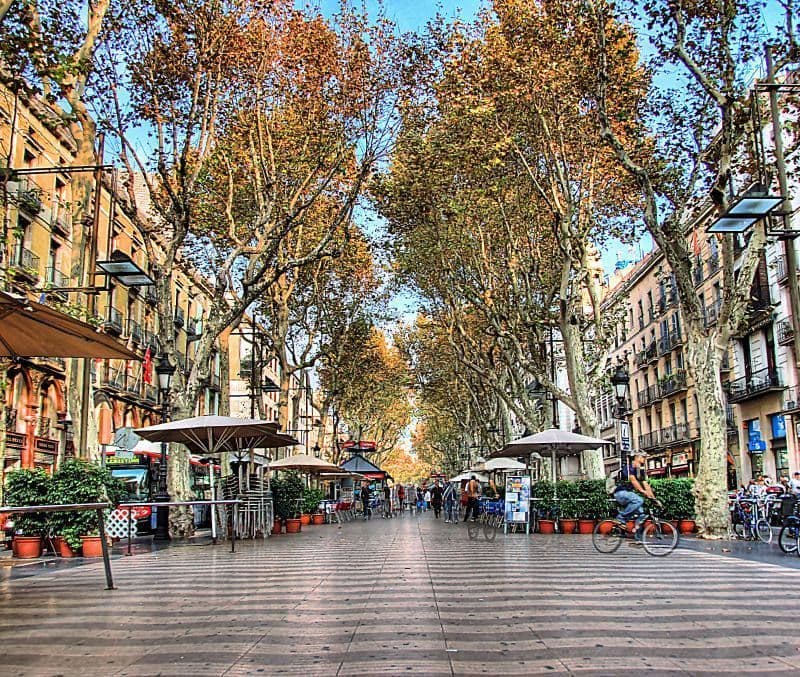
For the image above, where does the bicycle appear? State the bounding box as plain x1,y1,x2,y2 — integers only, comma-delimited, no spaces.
776,495,800,553
592,506,679,557
730,496,772,542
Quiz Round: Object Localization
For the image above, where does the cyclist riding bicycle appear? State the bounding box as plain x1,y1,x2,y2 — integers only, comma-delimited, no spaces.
613,451,660,542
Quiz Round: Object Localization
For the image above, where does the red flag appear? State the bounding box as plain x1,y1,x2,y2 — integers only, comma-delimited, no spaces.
143,347,152,384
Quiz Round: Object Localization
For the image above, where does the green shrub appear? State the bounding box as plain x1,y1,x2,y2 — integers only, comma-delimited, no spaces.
302,487,326,514
575,479,612,520
4,468,51,536
555,480,579,519
531,480,556,519
48,460,125,549
650,478,695,520
272,472,305,520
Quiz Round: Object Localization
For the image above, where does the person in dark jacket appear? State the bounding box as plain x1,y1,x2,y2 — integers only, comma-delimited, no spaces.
430,481,444,519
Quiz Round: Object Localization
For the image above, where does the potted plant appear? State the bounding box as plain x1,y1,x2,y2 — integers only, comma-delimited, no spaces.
532,481,557,534
4,468,50,558
49,460,124,557
576,480,607,534
303,487,326,525
273,472,304,534
556,481,579,534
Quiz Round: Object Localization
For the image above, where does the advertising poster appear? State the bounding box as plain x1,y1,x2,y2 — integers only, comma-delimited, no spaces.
504,475,531,524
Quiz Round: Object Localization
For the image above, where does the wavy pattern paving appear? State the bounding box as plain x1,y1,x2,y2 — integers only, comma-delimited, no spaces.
1,517,799,676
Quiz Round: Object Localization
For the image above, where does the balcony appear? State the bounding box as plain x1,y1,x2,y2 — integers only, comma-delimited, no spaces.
659,370,688,398
725,367,783,403
174,307,185,328
240,356,254,378
101,365,124,388
783,386,800,413
726,404,737,430
126,319,144,345
11,244,40,282
656,328,681,356
635,350,647,368
707,253,720,276
145,288,158,306
733,282,773,338
209,372,221,390
144,331,159,355
50,198,72,237
777,317,795,345
704,298,723,327
124,378,142,397
648,307,657,324
44,266,69,298
659,423,691,446
17,178,43,215
639,431,660,450
102,307,124,336
645,340,658,364
637,383,660,408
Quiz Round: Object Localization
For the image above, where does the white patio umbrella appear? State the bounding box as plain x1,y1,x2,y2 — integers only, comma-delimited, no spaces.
484,457,527,472
269,454,342,474
449,471,489,484
134,416,298,539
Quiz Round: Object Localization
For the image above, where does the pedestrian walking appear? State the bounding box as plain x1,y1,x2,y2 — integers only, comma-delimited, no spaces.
443,482,457,523
424,487,431,511
416,486,425,513
397,484,406,515
430,481,444,518
360,480,372,520
383,483,392,518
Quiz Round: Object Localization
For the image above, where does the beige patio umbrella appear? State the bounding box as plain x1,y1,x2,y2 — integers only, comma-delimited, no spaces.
269,454,342,474
0,290,139,359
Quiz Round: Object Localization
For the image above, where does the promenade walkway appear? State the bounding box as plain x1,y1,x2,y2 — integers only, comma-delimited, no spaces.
2,516,800,675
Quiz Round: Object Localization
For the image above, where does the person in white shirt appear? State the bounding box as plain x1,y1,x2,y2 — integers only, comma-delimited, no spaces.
789,472,800,496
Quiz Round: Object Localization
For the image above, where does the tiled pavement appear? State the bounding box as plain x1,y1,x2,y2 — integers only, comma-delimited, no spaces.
2,516,800,676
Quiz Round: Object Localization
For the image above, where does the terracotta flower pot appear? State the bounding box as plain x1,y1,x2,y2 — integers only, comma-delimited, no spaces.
54,536,76,558
272,519,283,535
80,536,104,558
13,536,42,559
678,519,696,534
577,519,595,534
559,518,578,534
312,513,325,525
300,514,311,526
670,520,680,532
597,520,614,535
285,518,302,533
538,519,556,534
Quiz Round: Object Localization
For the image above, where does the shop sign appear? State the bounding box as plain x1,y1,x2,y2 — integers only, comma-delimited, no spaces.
5,432,24,449
671,452,688,466
504,475,530,524
771,414,786,440
34,438,58,454
747,419,766,453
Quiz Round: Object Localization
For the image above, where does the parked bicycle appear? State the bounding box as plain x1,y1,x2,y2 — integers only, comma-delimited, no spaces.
776,494,799,553
730,496,772,542
592,506,679,557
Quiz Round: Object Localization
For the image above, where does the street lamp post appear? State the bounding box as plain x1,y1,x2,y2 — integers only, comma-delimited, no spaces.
610,363,631,473
154,356,176,542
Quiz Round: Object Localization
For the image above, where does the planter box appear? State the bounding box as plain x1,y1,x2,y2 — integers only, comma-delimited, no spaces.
311,513,325,525
678,519,696,534
285,518,301,533
538,519,556,534
559,519,578,534
54,536,76,558
80,536,103,558
13,536,42,559
272,519,283,535
577,519,595,534
300,514,311,526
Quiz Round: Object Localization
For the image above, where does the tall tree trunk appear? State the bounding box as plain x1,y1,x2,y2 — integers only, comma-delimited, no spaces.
686,331,728,537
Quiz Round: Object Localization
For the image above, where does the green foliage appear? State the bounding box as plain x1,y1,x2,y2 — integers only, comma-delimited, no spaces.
48,460,125,547
531,480,556,519
271,472,305,520
574,479,612,520
302,487,326,514
555,480,579,519
650,478,695,520
4,468,50,536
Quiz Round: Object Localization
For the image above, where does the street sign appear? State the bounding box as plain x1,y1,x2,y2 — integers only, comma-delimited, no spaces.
619,420,631,453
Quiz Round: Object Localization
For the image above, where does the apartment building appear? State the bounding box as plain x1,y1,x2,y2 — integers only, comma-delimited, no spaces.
0,84,314,478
